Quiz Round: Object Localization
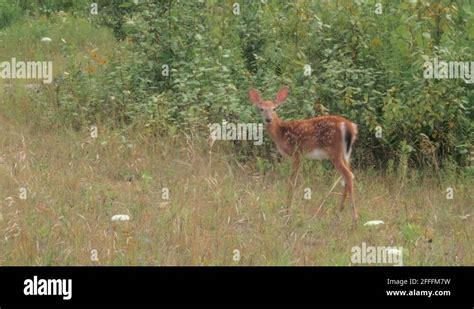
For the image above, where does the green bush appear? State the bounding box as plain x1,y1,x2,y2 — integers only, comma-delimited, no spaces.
0,0,22,29
5,0,471,169
91,0,472,169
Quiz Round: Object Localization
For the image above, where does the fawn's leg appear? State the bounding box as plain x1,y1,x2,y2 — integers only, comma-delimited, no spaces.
344,159,358,221
286,156,301,210
330,156,358,221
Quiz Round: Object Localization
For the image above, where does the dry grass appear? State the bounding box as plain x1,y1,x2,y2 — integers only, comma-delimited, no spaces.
0,15,471,266
0,113,472,265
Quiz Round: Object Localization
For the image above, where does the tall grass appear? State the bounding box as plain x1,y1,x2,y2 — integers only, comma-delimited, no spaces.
0,12,472,266
0,0,22,29
0,112,472,265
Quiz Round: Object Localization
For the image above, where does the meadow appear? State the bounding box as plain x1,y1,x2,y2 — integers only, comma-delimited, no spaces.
0,2,472,265
0,98,472,265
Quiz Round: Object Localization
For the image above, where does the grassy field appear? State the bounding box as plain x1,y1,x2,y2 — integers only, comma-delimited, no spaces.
0,111,472,265
0,16,472,266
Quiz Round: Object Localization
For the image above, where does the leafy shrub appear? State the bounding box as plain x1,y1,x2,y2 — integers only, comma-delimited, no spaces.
0,0,22,29
91,0,472,169
5,0,472,169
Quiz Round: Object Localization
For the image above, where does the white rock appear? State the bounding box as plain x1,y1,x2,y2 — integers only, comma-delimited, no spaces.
41,37,52,43
363,220,384,226
111,214,130,221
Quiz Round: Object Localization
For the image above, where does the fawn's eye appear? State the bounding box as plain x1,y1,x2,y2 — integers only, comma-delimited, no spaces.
259,108,263,112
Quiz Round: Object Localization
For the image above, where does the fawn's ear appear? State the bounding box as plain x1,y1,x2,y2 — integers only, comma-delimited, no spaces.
248,88,263,106
274,87,289,106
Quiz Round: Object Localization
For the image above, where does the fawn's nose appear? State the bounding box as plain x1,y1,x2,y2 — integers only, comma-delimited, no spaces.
265,118,271,123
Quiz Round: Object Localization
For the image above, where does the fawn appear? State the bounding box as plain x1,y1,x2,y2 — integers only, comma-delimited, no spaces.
248,87,359,221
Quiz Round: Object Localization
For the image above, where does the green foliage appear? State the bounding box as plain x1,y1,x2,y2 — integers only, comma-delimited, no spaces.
15,0,91,15
90,0,472,168
401,223,423,243
2,0,472,169
0,0,22,29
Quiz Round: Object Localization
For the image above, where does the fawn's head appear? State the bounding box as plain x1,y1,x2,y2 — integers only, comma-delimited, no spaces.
248,87,289,124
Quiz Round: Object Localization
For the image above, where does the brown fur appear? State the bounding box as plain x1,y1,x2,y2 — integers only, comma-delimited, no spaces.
249,87,359,221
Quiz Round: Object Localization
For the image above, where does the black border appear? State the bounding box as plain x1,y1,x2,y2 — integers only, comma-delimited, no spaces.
0,266,472,306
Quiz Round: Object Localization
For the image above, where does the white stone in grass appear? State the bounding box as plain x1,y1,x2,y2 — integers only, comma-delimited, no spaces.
363,220,384,226
111,214,130,221
41,37,52,43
